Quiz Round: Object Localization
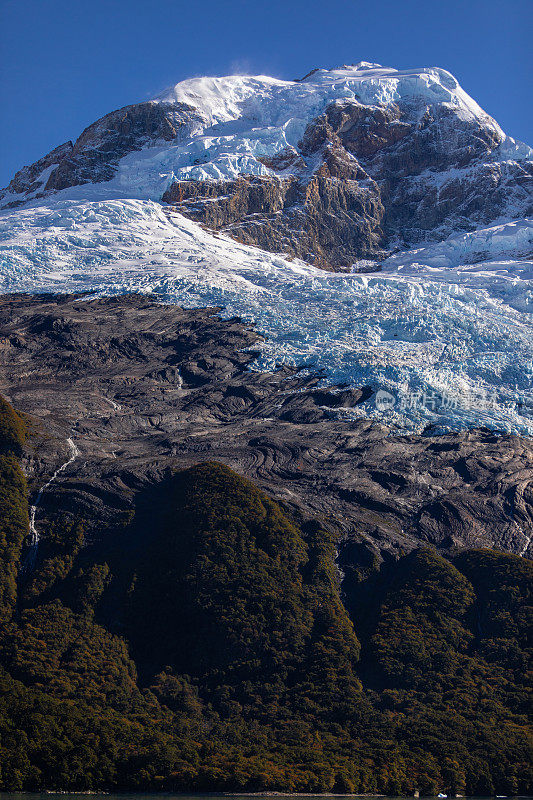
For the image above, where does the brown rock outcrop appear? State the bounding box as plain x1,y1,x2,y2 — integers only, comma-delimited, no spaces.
163,141,385,269
1,101,204,202
163,99,532,268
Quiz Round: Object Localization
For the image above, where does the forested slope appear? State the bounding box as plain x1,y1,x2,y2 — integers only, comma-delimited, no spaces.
0,397,531,794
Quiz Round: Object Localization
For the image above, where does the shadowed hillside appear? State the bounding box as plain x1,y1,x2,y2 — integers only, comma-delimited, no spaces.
0,396,531,793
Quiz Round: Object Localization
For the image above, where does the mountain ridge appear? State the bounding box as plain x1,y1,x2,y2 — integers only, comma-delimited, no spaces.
2,62,531,269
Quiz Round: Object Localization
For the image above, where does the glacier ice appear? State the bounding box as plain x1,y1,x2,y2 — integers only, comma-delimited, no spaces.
1,197,531,436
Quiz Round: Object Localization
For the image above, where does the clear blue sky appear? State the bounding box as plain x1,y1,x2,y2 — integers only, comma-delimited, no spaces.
1,0,531,186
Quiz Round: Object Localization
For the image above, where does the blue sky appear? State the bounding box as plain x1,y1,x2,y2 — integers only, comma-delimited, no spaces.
0,0,531,185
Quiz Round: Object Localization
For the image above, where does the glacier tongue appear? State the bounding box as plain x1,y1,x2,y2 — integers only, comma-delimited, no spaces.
1,197,531,435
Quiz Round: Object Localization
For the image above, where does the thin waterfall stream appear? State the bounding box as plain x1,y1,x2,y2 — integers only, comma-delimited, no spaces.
22,437,80,573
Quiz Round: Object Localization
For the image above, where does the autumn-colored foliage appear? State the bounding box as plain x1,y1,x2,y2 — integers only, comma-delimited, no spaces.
0,403,531,793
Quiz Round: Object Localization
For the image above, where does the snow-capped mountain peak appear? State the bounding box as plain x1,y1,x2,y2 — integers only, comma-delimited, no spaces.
0,61,532,435
151,62,502,133
3,62,530,260
2,63,530,218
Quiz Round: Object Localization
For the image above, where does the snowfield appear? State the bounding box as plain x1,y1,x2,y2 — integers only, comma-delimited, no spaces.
1,197,531,435
4,62,530,206
149,62,506,185
111,63,531,199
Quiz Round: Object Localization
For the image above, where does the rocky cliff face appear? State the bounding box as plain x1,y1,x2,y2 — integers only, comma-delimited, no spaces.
1,101,204,207
2,64,531,269
162,165,385,268
163,97,532,268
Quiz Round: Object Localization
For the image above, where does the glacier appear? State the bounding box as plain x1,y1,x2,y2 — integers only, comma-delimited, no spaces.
1,196,531,435
1,63,531,435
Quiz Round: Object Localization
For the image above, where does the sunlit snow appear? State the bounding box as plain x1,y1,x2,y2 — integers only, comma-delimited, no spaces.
7,62,527,206
118,63,520,196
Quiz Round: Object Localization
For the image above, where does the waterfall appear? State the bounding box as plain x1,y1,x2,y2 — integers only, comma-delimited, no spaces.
22,437,80,573
519,534,531,558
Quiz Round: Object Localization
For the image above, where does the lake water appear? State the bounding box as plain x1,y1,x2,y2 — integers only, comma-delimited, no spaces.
0,794,394,800
0,794,526,800
0,792,458,800
0,793,466,800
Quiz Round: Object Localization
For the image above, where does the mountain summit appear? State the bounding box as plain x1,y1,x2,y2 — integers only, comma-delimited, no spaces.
1,63,532,435
2,63,531,268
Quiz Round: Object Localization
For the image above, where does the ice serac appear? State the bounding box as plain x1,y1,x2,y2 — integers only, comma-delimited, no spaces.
2,63,531,268
1,198,531,436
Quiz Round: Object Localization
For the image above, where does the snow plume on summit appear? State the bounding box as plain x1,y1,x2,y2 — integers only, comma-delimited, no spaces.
153,63,500,132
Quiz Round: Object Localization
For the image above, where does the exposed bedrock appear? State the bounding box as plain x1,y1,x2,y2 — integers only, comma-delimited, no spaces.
163,100,533,269
1,101,204,206
162,165,385,269
0,294,531,561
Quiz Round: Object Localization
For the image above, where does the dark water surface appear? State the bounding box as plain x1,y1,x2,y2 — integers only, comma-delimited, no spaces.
1,794,530,800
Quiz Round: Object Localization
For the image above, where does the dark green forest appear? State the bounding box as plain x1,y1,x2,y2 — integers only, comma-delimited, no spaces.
0,396,531,794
